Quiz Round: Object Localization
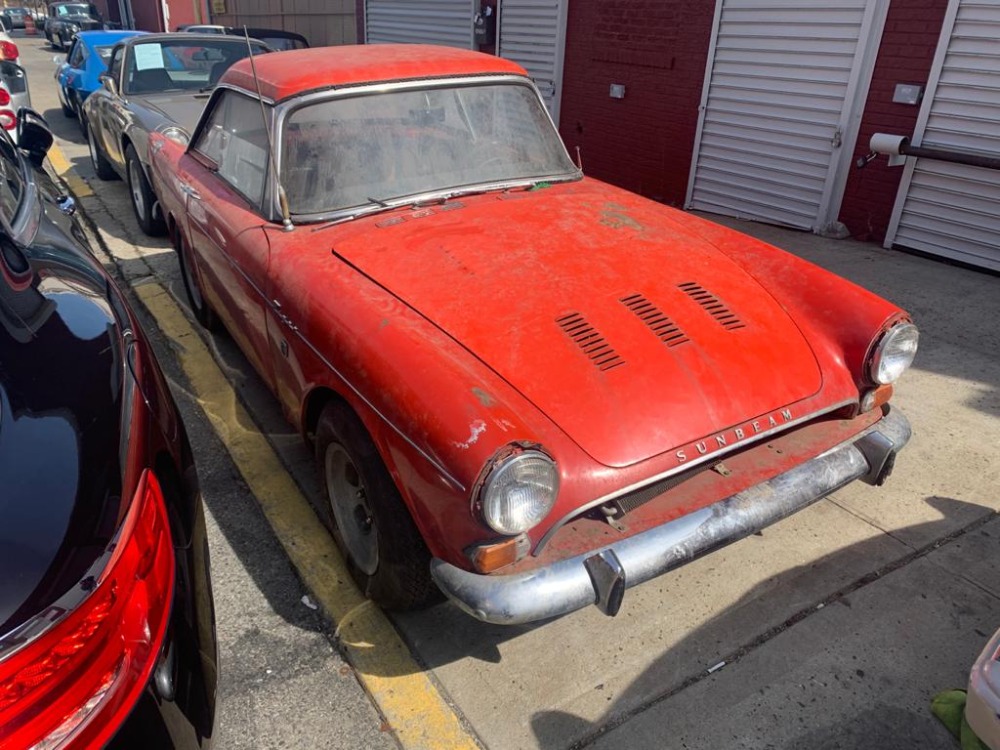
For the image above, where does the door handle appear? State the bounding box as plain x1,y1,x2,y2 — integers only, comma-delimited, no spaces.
180,182,201,200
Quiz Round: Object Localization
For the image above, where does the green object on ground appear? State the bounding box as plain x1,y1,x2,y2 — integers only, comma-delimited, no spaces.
931,689,990,750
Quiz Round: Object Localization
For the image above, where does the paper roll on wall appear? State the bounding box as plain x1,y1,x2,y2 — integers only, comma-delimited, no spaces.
870,133,910,156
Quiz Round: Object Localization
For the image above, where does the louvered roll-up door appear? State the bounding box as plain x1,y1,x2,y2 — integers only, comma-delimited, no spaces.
498,0,567,124
885,1,1000,272
687,0,881,231
365,0,473,49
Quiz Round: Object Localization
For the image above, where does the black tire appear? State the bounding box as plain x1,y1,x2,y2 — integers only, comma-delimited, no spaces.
177,233,220,331
74,93,87,138
86,118,116,180
59,86,73,118
126,144,165,236
315,401,436,611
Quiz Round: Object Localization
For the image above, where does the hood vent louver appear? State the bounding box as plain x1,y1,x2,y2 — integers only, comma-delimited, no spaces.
678,282,746,331
556,312,625,372
620,293,689,347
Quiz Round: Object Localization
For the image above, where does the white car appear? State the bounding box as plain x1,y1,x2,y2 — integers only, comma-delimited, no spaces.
0,16,20,64
967,628,1000,749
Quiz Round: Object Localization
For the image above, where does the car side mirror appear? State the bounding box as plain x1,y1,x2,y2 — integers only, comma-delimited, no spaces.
16,109,53,167
100,74,117,96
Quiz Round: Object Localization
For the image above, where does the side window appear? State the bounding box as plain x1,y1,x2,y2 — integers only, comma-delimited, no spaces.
68,41,84,68
0,134,24,223
107,47,122,87
193,91,269,209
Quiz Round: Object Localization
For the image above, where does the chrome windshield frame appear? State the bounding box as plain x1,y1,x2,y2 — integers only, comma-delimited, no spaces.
270,74,582,225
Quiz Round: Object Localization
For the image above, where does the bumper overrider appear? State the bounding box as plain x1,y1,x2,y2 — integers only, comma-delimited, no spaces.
431,407,911,625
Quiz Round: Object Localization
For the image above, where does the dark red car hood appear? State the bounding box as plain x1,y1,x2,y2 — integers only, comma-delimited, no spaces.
330,182,824,467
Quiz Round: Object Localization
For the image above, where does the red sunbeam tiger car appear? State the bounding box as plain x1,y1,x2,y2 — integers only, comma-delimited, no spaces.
149,44,917,625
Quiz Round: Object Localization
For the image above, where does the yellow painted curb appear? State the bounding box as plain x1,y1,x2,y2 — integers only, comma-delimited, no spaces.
47,142,94,198
132,282,480,750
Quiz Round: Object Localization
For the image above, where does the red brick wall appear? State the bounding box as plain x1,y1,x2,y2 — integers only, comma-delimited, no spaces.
838,0,949,241
557,1,715,205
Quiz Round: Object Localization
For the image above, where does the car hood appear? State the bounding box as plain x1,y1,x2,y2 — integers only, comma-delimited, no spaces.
0,208,127,633
134,92,207,134
329,181,824,467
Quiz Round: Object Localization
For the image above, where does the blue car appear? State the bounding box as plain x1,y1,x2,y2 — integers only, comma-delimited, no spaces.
54,30,145,127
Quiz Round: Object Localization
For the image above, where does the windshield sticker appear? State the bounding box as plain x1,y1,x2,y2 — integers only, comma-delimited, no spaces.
134,43,163,71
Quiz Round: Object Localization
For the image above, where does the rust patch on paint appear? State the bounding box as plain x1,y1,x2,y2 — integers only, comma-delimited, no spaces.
600,202,644,232
472,387,496,407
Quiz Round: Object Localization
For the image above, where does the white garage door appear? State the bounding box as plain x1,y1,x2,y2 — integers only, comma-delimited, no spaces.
686,0,887,233
498,0,567,124
365,0,474,49
884,0,1000,272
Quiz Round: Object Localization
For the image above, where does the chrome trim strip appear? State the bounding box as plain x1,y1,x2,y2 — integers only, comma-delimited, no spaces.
431,407,910,625
534,399,855,553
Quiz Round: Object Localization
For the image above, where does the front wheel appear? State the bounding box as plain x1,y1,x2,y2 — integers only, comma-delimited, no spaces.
126,144,165,236
177,233,220,331
86,118,116,181
315,401,436,611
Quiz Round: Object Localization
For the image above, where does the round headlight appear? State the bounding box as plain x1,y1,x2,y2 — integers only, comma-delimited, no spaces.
480,449,559,535
869,322,919,384
158,125,189,145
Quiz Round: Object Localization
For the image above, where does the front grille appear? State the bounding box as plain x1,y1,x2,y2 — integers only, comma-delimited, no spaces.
556,312,625,372
620,292,689,347
678,282,746,331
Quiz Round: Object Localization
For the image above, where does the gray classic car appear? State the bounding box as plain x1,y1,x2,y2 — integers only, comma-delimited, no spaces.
82,33,269,235
45,2,104,50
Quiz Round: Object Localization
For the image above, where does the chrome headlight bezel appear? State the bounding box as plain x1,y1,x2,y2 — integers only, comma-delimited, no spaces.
157,124,190,145
478,447,559,536
868,322,919,385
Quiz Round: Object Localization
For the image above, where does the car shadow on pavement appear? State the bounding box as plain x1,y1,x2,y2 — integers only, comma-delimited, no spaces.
521,496,998,750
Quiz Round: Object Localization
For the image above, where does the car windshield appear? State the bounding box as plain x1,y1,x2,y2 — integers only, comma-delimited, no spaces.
95,44,113,62
56,4,91,15
280,82,578,217
124,39,266,95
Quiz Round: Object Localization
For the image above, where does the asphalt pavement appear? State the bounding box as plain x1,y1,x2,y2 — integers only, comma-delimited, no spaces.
18,29,1000,750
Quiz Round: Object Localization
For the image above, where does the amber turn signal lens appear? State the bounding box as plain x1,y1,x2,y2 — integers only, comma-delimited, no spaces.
468,536,527,573
860,384,893,413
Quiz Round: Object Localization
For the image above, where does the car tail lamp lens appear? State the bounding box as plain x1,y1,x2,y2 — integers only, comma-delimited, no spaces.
0,89,9,107
0,110,14,131
479,449,559,535
0,470,175,750
869,322,919,385
0,41,17,61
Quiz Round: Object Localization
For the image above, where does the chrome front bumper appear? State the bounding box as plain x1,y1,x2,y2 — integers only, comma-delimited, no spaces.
430,408,911,625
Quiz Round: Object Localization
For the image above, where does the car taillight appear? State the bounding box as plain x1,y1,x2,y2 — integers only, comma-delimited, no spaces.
0,89,9,107
0,41,17,61
0,110,15,131
0,469,175,750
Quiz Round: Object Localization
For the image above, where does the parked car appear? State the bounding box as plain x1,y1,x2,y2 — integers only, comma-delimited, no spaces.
44,1,103,50
54,29,146,128
0,61,31,143
966,628,1000,749
0,16,19,65
179,24,308,50
82,33,269,235
150,44,918,625
0,6,30,29
0,112,217,748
